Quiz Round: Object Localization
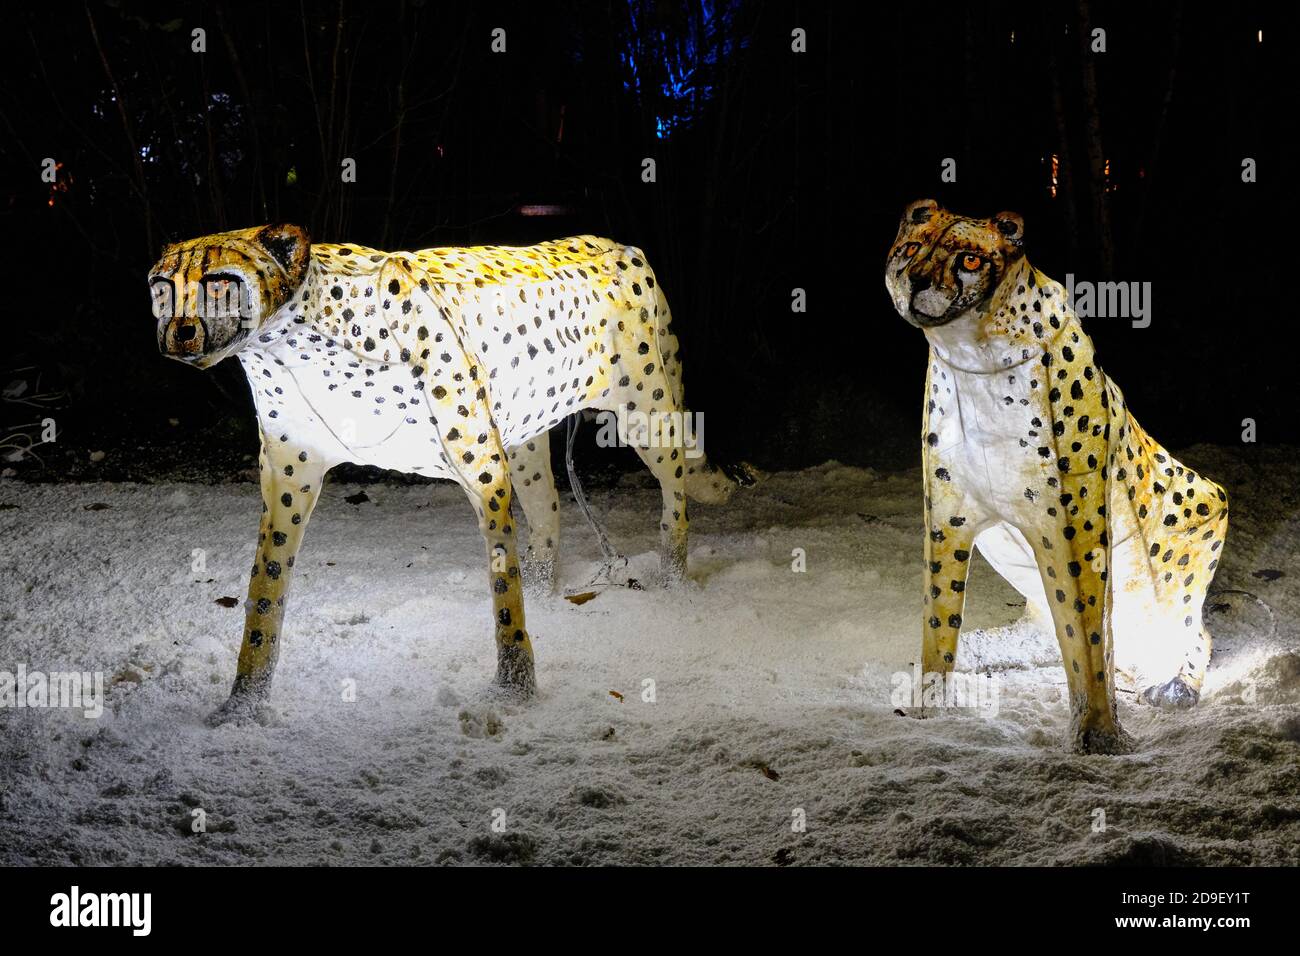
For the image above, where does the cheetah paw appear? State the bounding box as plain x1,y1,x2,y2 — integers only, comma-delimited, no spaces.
206,692,281,728
494,642,537,698
1074,725,1136,756
1140,676,1199,709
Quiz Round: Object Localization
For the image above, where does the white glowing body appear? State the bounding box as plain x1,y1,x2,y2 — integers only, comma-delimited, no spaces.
926,313,1199,689
238,327,458,479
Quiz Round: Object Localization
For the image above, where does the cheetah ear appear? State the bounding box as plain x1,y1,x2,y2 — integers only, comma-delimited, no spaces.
992,211,1025,246
903,198,939,225
255,223,311,288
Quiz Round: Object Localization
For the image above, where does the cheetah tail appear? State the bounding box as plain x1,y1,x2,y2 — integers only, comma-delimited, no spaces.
684,456,765,504
646,271,763,503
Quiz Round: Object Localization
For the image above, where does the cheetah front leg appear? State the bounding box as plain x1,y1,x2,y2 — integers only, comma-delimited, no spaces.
430,404,535,693
210,433,326,724
1034,469,1131,754
472,482,535,693
918,479,980,709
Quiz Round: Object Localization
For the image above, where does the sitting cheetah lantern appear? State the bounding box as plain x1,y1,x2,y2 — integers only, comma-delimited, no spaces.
149,224,752,720
885,200,1228,754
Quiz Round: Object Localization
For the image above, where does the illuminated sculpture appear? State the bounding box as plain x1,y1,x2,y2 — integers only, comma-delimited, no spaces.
148,225,751,719
885,201,1228,753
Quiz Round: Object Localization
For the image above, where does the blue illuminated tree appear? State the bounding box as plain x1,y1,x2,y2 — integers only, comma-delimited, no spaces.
618,0,747,139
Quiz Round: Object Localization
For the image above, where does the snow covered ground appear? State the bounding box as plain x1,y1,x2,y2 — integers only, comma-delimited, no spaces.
1,445,1297,866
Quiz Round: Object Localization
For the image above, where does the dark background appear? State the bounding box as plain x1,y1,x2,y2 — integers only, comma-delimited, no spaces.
0,0,1290,480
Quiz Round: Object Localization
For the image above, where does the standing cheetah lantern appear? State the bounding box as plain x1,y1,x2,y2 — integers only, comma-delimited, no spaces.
885,200,1228,754
149,224,751,720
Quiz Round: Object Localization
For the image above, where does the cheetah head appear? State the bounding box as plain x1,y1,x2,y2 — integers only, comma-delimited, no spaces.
885,199,1025,329
148,223,311,368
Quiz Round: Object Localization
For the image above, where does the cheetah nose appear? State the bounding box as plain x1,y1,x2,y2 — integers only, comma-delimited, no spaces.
162,316,207,359
909,273,932,294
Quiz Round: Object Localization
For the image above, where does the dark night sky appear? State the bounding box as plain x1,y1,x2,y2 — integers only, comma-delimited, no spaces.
0,0,1291,476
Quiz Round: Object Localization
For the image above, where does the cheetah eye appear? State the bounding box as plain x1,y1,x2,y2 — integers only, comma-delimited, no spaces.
957,253,984,272
902,242,921,258
149,277,176,312
202,270,241,297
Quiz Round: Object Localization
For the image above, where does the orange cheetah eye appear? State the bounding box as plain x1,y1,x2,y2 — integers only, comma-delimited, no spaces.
957,253,983,271
902,242,921,258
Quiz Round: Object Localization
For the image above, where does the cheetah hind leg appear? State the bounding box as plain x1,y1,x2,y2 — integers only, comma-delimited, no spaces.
1137,529,1222,709
1139,625,1210,709
630,434,689,587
